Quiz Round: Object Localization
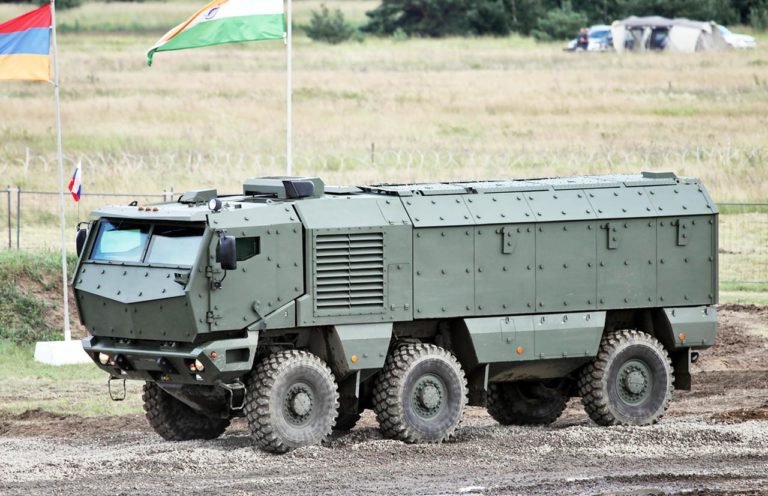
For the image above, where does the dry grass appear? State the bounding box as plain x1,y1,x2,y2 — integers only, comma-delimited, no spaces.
0,1,767,224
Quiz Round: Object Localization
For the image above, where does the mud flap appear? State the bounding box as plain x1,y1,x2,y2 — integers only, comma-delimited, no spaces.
671,349,692,390
108,376,127,401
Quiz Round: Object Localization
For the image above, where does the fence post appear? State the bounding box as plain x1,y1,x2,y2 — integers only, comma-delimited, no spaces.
6,187,19,250
5,187,10,249
16,187,21,250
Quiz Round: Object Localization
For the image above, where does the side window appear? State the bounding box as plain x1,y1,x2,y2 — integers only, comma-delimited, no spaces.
236,236,260,261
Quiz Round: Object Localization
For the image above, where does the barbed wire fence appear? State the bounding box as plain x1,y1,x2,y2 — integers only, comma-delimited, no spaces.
1,145,766,182
1,192,765,287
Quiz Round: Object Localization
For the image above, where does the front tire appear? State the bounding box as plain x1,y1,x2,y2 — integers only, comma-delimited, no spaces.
142,382,230,441
579,330,673,426
243,350,339,454
487,380,569,426
373,344,467,443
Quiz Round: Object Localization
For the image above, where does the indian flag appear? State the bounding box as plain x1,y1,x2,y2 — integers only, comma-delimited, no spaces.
147,0,285,66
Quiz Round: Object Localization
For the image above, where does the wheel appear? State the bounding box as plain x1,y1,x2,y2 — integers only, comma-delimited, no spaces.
373,343,467,443
487,380,568,425
243,350,339,454
333,411,362,431
579,330,673,426
142,382,230,441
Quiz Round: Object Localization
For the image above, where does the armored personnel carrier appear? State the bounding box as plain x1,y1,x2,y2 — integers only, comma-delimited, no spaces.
75,172,718,453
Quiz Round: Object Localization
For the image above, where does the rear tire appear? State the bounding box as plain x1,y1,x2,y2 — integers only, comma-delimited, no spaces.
142,382,230,441
579,330,673,426
243,350,339,454
373,344,467,443
487,380,568,426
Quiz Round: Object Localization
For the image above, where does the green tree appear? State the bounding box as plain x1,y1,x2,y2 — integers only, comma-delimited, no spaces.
0,0,81,9
531,1,588,40
467,0,513,36
363,0,474,37
570,0,623,24
41,0,82,9
750,0,768,29
614,0,736,22
304,4,355,44
361,0,753,38
362,0,556,37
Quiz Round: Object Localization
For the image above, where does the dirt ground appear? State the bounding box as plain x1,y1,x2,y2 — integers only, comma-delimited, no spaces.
1,305,767,496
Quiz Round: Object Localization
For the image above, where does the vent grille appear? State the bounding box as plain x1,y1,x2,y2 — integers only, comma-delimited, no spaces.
315,232,385,312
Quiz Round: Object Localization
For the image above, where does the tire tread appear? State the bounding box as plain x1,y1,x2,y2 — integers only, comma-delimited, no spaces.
372,343,467,443
578,329,674,426
142,382,230,441
243,350,339,454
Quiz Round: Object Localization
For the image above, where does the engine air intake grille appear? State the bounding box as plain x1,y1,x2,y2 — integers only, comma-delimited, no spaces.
315,232,385,312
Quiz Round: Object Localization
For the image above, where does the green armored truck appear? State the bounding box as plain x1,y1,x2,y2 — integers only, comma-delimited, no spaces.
74,172,718,453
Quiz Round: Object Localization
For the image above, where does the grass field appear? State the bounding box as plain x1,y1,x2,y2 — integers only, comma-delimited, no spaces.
0,341,143,416
0,1,767,202
0,1,765,287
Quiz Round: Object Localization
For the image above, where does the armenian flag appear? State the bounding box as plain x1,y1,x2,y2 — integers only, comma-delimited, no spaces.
147,0,285,66
0,4,51,81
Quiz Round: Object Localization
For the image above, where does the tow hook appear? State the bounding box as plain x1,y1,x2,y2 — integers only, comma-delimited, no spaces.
218,380,247,411
690,351,700,364
108,376,127,402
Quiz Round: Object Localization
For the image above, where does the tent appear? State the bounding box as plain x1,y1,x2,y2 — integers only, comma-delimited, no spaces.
611,16,728,53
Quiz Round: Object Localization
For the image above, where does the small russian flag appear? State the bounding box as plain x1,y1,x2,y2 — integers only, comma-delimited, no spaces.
68,165,82,202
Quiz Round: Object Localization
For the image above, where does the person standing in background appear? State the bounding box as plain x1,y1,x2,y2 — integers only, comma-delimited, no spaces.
577,27,589,50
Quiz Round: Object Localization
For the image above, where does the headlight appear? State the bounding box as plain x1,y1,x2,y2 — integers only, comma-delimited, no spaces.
194,359,205,372
98,352,110,365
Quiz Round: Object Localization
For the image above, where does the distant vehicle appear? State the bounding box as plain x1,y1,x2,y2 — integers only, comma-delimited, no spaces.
718,25,756,49
566,25,612,51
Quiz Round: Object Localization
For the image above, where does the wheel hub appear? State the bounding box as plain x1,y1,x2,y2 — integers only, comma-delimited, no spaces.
616,359,651,405
412,375,445,418
624,370,646,394
284,383,314,425
420,384,440,409
292,392,312,416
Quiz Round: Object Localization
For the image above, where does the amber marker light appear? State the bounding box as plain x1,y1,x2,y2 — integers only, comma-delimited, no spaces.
679,332,686,342
210,351,218,359
516,346,524,355
350,355,358,363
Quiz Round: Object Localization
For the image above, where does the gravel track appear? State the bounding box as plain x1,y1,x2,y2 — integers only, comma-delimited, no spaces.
1,305,766,495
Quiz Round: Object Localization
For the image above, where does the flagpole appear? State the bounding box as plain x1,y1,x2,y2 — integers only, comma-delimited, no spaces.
50,0,71,342
286,0,292,176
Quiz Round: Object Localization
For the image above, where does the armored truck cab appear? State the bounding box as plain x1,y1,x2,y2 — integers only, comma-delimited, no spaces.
75,172,718,452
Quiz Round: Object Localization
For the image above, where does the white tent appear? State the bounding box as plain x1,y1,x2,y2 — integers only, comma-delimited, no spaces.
612,16,728,53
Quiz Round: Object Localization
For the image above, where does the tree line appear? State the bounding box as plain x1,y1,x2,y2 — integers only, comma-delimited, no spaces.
362,0,768,39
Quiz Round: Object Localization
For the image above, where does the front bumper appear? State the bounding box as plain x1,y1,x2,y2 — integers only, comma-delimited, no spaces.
82,332,259,385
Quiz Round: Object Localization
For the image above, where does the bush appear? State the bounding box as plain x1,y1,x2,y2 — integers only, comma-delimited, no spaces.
304,4,355,44
0,251,77,345
531,2,587,41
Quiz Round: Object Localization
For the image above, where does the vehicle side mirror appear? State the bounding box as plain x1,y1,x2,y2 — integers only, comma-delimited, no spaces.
75,228,87,257
216,234,237,271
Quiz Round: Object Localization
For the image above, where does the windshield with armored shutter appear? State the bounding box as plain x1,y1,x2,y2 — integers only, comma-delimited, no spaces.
90,219,204,266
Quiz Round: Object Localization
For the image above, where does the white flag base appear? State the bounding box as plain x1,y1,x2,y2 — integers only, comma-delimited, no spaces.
34,339,90,365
